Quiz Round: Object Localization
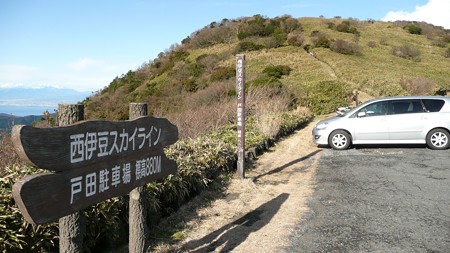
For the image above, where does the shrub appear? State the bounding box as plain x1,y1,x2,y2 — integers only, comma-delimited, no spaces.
210,67,236,81
310,30,321,37
196,54,221,74
281,17,302,33
1,166,59,252
392,45,421,61
312,32,331,48
179,78,198,93
348,27,360,35
127,80,141,92
236,41,264,52
237,15,278,40
272,28,288,46
336,21,360,35
250,77,282,89
326,21,335,29
331,39,362,55
303,80,352,115
404,24,422,35
287,32,305,47
432,38,447,48
445,48,450,58
253,36,282,49
367,41,378,48
262,65,292,78
336,22,350,33
144,82,158,96
164,135,235,198
303,44,312,52
189,25,235,48
399,77,436,95
169,62,204,82
171,50,189,62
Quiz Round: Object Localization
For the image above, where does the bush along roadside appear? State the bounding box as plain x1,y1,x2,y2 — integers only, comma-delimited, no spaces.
0,110,312,252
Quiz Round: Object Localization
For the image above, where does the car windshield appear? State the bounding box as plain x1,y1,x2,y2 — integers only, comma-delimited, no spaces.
342,100,375,117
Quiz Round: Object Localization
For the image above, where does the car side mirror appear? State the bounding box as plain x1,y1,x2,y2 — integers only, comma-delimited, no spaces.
357,111,366,118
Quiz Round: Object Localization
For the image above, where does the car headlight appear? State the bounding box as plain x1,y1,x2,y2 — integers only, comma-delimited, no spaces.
315,122,328,130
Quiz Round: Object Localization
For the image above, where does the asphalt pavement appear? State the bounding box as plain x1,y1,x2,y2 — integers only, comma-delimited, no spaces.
286,147,450,252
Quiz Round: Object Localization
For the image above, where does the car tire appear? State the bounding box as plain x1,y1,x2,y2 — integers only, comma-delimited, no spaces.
426,128,450,150
328,130,351,150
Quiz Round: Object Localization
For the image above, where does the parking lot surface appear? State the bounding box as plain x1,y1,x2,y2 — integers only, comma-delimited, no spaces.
286,147,450,252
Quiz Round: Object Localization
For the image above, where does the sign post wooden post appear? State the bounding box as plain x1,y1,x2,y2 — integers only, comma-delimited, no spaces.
11,102,179,252
58,104,85,253
129,103,148,253
236,54,246,179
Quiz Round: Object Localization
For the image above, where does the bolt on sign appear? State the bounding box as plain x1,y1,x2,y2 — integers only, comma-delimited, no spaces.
11,116,178,225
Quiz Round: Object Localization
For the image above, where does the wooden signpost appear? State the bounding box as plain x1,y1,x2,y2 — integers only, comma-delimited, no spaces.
12,115,179,225
236,54,246,179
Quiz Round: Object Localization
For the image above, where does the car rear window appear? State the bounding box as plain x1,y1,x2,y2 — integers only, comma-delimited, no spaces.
390,100,423,114
422,99,445,112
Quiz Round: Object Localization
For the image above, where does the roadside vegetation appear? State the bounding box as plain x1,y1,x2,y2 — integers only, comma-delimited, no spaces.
1,15,449,252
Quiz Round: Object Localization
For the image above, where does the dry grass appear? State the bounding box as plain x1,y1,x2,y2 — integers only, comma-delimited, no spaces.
165,100,236,139
0,132,22,176
247,87,292,139
156,81,236,139
399,76,436,95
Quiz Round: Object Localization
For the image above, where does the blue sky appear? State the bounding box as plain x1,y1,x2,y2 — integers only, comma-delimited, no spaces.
1,0,449,93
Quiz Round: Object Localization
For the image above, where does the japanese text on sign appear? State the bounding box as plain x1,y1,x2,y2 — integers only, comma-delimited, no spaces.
70,155,162,204
70,127,161,164
236,59,244,100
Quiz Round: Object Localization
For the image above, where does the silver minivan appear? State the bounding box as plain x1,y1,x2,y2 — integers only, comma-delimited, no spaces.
312,96,450,150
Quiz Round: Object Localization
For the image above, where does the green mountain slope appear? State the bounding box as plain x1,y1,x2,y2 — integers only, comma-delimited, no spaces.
84,16,450,137
0,113,44,131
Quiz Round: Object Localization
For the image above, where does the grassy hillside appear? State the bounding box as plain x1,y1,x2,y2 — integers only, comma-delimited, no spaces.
85,16,449,138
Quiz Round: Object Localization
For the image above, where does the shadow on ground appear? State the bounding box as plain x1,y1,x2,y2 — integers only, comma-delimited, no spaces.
252,149,322,183
180,193,289,252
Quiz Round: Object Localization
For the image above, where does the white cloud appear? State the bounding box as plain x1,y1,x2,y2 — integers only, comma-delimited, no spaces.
68,58,101,71
382,0,450,29
0,65,42,86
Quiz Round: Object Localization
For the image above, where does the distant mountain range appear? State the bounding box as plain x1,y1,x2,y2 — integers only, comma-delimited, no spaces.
0,87,90,113
0,87,90,131
0,113,44,131
0,87,91,108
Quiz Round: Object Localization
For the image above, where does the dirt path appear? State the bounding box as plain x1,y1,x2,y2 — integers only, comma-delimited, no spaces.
319,61,337,79
153,120,322,252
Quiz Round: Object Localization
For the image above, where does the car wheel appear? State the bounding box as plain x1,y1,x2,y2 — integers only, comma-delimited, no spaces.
426,128,450,150
328,130,351,150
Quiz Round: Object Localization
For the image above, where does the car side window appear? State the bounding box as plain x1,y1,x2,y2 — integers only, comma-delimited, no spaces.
390,100,424,115
360,101,389,117
422,99,445,112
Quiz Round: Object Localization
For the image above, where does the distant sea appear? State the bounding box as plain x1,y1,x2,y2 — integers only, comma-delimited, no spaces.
0,105,57,117
0,87,91,117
